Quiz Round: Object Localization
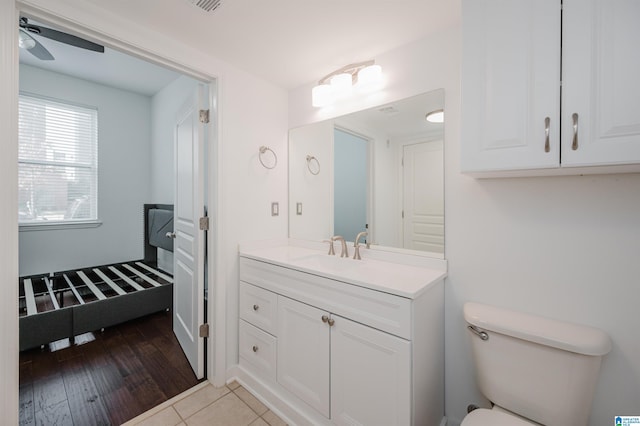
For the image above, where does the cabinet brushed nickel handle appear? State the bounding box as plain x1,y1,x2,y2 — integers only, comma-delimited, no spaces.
327,318,335,327
544,117,551,153
253,304,259,311
321,315,329,323
252,345,259,352
572,113,579,150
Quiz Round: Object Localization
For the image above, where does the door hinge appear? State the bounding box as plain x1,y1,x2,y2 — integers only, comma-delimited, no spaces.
199,323,210,338
199,109,210,124
199,216,209,231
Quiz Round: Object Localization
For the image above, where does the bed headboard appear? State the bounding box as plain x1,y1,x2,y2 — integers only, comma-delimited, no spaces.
143,204,174,265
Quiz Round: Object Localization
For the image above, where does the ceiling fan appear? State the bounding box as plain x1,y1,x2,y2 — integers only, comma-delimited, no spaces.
19,17,105,61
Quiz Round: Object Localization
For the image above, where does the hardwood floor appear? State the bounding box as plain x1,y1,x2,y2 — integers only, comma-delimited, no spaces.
19,311,201,425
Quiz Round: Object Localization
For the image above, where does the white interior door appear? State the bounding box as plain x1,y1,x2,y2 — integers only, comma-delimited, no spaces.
173,87,206,379
402,140,444,253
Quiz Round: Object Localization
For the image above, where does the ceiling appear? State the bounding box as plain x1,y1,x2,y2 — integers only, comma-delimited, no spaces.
19,36,182,96
21,0,461,92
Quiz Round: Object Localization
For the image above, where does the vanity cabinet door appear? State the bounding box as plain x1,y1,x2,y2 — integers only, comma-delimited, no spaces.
277,296,330,417
330,315,411,426
461,0,561,173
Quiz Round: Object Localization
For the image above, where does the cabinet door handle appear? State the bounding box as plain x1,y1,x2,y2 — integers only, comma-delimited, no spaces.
327,318,335,327
252,345,259,352
544,117,551,153
321,315,329,323
253,304,259,311
572,113,579,150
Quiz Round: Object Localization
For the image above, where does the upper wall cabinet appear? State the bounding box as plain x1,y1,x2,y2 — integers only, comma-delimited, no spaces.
461,0,640,176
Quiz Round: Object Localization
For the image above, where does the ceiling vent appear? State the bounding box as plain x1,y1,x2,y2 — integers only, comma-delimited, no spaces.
187,0,222,13
378,106,399,116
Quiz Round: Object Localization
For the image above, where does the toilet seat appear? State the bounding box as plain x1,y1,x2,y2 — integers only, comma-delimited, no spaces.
461,408,536,426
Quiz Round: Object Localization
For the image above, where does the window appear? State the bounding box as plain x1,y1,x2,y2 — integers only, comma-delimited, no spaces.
18,94,98,225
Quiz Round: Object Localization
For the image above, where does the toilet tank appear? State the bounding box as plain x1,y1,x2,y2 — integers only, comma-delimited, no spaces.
464,302,611,426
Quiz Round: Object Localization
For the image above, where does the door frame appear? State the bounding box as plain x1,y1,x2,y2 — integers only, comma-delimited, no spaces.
13,1,224,386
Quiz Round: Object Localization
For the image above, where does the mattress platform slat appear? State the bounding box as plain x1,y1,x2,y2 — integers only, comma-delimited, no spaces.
108,266,145,291
122,264,162,287
135,262,174,283
93,268,127,296
44,277,60,310
63,274,85,305
76,271,107,300
23,279,38,316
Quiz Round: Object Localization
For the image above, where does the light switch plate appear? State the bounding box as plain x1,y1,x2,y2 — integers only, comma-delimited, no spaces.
271,202,279,216
296,202,303,215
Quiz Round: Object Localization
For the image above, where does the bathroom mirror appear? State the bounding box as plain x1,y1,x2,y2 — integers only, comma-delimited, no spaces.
289,89,444,257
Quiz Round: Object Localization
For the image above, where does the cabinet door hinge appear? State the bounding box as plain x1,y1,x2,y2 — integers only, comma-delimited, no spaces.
199,216,209,231
199,323,210,338
199,109,210,124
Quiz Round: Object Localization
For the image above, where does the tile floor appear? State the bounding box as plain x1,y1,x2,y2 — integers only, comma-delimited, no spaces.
123,380,287,426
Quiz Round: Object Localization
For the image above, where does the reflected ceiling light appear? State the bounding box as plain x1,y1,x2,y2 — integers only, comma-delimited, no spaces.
312,60,383,107
426,109,444,123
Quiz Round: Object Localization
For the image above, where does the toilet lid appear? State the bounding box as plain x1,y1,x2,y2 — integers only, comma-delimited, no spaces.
461,408,535,426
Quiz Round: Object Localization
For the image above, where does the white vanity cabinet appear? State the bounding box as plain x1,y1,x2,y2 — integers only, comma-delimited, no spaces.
461,0,640,175
237,253,445,426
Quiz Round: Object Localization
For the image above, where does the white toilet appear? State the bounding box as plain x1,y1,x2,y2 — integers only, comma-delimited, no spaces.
462,302,611,426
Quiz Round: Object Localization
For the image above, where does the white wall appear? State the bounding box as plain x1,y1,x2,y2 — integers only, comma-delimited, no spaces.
18,64,152,276
289,25,640,426
219,66,289,370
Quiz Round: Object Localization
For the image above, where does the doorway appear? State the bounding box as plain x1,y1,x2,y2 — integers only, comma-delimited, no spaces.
333,128,369,240
16,14,214,425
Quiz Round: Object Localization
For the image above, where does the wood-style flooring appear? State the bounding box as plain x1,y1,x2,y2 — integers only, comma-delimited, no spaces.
19,310,201,425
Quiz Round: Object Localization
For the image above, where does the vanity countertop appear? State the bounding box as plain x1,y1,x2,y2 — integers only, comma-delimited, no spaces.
239,242,447,299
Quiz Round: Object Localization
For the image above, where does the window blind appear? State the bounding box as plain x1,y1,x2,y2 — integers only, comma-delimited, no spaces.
18,94,98,224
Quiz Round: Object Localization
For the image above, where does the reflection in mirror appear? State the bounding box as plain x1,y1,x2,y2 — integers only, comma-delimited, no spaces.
289,89,444,257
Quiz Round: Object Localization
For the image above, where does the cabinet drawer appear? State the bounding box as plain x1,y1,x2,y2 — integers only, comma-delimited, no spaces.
239,319,277,382
239,281,278,335
240,257,412,339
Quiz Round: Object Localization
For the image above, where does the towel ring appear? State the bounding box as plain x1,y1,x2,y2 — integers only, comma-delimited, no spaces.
306,155,320,175
259,146,277,169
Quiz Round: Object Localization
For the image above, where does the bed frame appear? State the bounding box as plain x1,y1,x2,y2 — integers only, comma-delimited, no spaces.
19,204,174,351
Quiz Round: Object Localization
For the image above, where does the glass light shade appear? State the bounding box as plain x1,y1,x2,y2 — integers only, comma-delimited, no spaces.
19,30,36,50
426,109,444,123
357,64,382,87
330,73,353,98
312,84,333,107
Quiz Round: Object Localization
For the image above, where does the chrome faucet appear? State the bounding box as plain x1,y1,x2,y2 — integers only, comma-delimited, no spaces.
331,235,349,258
353,231,369,260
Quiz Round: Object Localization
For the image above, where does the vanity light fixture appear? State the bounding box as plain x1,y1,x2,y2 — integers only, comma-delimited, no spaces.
312,60,383,108
426,109,444,123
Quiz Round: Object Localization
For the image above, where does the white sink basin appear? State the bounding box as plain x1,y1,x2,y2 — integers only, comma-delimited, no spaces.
239,243,447,299
290,253,362,272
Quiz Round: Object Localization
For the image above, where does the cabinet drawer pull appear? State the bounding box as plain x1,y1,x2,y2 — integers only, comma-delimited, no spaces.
328,318,335,327
572,113,579,150
321,315,329,323
252,345,259,352
544,117,551,153
253,304,259,311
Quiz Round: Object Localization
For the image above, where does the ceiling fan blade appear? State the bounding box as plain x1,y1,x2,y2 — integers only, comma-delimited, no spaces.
26,35,54,61
26,25,104,53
